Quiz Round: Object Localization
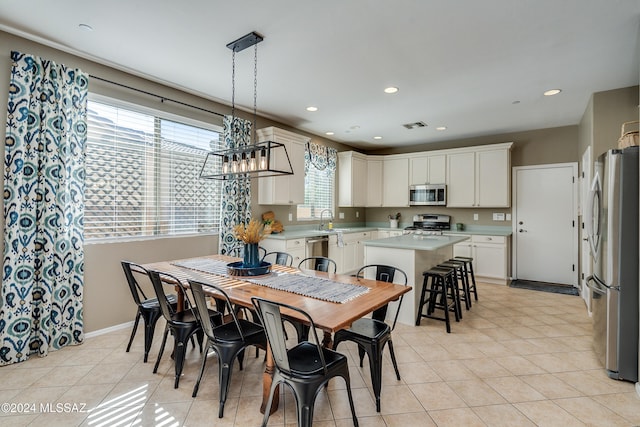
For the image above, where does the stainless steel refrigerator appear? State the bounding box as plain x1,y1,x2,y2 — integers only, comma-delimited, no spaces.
587,146,638,382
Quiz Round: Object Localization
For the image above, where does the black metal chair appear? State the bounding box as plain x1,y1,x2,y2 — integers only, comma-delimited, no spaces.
189,280,266,417
251,297,359,427
298,256,337,273
148,270,223,388
121,260,178,363
333,264,408,412
262,251,294,267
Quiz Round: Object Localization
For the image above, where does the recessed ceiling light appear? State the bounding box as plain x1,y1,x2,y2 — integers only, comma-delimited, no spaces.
436,126,447,131
306,106,318,112
325,131,334,136
373,136,382,140
544,89,562,96
512,100,521,104
78,23,93,32
350,125,360,130
384,87,399,94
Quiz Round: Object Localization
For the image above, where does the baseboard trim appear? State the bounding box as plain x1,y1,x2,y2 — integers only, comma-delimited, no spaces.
84,321,133,339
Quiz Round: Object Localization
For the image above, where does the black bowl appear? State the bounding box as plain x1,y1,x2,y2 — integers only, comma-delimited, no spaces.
227,261,272,277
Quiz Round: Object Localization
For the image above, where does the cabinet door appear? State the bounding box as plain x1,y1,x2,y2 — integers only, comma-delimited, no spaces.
477,149,510,207
289,247,306,267
342,241,358,274
352,156,367,207
427,155,446,183
257,129,307,205
328,236,344,273
383,158,409,207
453,241,472,258
473,243,506,279
409,156,429,185
446,152,476,207
366,158,383,207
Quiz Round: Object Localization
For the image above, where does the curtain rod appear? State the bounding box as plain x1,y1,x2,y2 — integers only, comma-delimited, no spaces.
89,74,226,118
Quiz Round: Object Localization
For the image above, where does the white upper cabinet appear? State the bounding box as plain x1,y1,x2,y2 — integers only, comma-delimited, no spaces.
257,127,309,205
409,154,446,185
446,143,512,207
383,157,409,207
338,151,367,207
366,156,383,207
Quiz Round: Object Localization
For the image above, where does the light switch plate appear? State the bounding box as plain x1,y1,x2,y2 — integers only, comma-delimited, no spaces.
506,213,512,221
355,211,359,218
339,212,345,219
493,213,505,221
288,213,293,221
473,213,479,221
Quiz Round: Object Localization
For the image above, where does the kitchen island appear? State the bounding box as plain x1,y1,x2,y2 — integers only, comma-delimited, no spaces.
363,234,470,326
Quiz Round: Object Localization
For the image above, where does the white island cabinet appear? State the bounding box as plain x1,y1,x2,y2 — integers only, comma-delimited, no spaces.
363,234,470,326
452,234,510,285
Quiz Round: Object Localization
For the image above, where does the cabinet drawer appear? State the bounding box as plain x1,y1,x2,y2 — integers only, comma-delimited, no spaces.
471,235,505,244
286,238,306,249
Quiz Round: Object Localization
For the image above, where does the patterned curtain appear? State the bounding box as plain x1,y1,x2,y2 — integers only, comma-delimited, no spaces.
219,116,252,256
306,141,337,175
0,51,88,365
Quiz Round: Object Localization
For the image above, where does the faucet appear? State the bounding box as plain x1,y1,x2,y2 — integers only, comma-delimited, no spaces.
318,209,334,230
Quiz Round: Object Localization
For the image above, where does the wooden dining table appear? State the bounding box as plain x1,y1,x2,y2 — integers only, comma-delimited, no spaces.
143,254,411,414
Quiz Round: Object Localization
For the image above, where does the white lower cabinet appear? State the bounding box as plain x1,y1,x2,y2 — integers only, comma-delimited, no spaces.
329,231,373,274
261,237,306,267
452,234,510,285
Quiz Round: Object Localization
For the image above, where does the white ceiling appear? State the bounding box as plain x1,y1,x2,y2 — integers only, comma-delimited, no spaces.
1,0,639,150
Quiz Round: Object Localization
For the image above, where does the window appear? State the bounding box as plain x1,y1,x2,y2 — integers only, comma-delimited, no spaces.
85,98,223,240
297,143,336,220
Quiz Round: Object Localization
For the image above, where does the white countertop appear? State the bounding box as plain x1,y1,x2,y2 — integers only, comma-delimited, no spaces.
363,234,470,251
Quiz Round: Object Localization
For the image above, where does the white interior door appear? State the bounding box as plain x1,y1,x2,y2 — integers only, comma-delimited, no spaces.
513,163,578,286
580,147,592,312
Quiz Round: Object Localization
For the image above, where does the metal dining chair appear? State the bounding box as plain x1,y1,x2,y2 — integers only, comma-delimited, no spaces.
251,297,359,427
333,264,408,412
189,280,266,417
262,251,294,267
121,260,178,363
147,270,223,388
298,256,337,273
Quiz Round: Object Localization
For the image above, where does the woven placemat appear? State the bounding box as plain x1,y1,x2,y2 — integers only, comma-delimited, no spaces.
172,258,229,276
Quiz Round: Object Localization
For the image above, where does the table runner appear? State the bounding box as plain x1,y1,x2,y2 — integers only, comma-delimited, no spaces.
172,258,369,304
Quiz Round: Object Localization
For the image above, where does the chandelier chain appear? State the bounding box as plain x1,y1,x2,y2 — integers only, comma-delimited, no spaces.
253,43,258,142
231,48,236,124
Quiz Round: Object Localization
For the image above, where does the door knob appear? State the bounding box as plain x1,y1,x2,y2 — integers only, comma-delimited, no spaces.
519,229,527,233
518,221,523,225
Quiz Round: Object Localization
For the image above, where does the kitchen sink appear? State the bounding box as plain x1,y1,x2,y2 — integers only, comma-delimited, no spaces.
316,228,351,234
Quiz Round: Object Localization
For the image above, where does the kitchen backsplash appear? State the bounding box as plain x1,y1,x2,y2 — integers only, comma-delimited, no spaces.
256,204,511,229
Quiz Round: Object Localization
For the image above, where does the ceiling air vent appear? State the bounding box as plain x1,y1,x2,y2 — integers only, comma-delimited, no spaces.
403,121,427,129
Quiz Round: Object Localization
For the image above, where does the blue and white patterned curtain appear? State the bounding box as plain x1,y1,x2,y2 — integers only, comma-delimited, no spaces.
306,141,337,175
0,51,88,365
219,116,252,256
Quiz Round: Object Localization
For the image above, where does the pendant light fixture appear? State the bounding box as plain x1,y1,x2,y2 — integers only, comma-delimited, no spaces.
200,31,293,180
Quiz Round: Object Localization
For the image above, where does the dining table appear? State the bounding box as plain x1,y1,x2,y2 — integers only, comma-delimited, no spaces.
142,254,411,414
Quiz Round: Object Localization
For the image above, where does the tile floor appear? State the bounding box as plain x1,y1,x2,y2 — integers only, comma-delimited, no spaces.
1,282,639,426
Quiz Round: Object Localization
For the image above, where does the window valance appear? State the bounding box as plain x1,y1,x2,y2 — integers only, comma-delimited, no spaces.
306,141,337,173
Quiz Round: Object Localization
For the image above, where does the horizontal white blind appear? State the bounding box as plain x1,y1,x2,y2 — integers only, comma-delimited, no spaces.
297,162,334,220
85,100,223,240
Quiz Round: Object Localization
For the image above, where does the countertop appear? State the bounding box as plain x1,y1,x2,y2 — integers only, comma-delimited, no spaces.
363,234,470,251
263,225,511,240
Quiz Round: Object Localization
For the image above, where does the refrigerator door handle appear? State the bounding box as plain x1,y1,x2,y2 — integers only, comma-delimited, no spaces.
587,173,602,260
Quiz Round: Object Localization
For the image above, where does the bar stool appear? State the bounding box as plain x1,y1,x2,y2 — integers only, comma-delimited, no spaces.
439,259,471,310
454,256,478,301
416,267,458,333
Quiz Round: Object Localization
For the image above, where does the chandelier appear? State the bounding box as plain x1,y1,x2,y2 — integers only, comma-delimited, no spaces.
200,31,293,180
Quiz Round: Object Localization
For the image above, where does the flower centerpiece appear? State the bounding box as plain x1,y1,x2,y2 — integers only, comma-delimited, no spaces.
233,219,271,268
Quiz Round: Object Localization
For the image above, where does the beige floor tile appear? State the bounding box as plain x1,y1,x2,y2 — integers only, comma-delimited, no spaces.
553,370,636,396
32,365,95,388
428,407,486,427
427,359,478,382
442,342,487,359
592,392,640,425
494,355,547,376
0,414,39,427
472,403,537,426
408,382,467,411
514,400,586,427
461,357,512,378
183,398,239,426
524,353,580,373
447,379,507,406
382,411,434,426
396,361,441,384
519,374,583,399
377,384,424,414
553,396,631,426
411,343,452,361
484,376,546,403
132,401,193,426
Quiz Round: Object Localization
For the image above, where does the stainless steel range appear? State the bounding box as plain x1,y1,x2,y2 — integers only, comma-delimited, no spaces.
403,214,451,235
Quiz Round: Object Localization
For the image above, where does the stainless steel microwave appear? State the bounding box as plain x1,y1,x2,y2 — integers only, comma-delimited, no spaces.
409,184,446,206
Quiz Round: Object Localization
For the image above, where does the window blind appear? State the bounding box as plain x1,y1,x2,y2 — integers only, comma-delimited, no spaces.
297,161,335,220
85,99,222,240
